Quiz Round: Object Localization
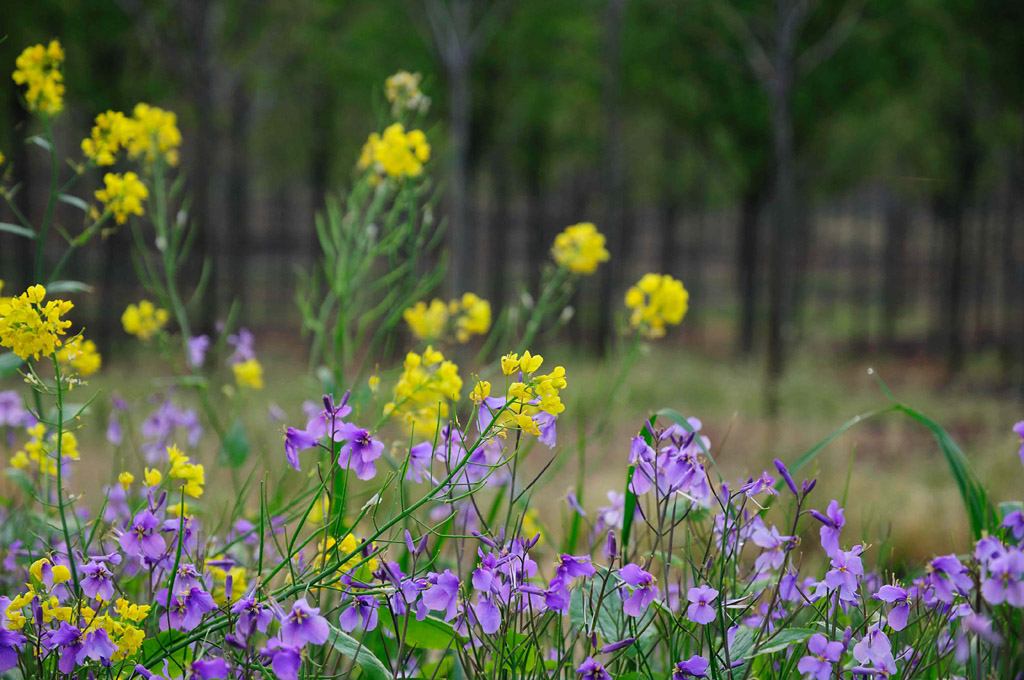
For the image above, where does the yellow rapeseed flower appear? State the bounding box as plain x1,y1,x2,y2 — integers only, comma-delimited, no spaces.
118,471,134,490
233,358,264,389
121,300,168,340
168,444,205,498
404,299,449,340
95,172,148,224
56,335,102,376
404,292,491,343
12,40,65,115
0,284,74,360
357,123,430,180
81,111,132,165
551,223,610,275
384,346,462,439
124,103,182,166
624,273,688,339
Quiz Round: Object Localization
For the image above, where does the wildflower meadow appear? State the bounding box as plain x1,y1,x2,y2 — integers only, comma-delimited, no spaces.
3,39,1024,680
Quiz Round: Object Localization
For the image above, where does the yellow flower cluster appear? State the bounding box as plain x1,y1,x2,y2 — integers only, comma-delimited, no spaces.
385,71,429,114
625,273,689,339
384,346,462,438
492,350,567,435
81,103,181,167
233,358,265,389
95,171,148,224
358,123,430,181
403,292,492,343
0,284,74,360
81,111,130,165
56,335,102,377
10,424,80,475
121,300,168,340
551,222,610,275
315,534,379,577
167,444,205,498
12,41,65,115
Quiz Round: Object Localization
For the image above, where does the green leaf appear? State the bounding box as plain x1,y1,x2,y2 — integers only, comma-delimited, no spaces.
620,464,638,556
0,353,24,378
58,193,90,212
0,221,35,239
219,420,250,468
379,609,460,650
26,134,51,151
325,624,393,680
752,628,816,656
139,630,192,676
46,280,92,294
999,501,1023,520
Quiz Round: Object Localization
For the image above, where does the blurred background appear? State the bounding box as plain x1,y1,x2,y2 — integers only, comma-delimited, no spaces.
2,0,1024,559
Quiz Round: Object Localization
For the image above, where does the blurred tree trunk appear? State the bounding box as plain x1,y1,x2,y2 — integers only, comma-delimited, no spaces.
937,102,979,376
9,91,33,289
659,198,680,278
596,0,629,355
309,87,332,258
525,124,548,297
881,190,909,347
487,149,510,309
226,83,252,316
736,184,764,355
1000,146,1020,390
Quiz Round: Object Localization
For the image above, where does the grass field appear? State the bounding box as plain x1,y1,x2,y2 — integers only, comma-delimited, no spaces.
19,335,1017,567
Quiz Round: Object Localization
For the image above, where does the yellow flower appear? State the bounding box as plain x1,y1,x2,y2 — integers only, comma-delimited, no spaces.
624,273,689,339
485,354,567,437
384,346,462,439
470,380,491,404
368,374,380,392
551,223,610,275
114,598,151,623
124,103,182,166
233,358,264,389
144,467,162,487
30,558,71,586
308,495,331,525
357,123,430,180
95,171,148,224
501,352,520,375
121,300,168,340
168,444,205,498
12,40,65,115
455,292,491,342
81,111,131,165
404,299,449,340
118,471,134,490
385,71,429,114
56,336,102,376
0,284,74,360
519,350,543,374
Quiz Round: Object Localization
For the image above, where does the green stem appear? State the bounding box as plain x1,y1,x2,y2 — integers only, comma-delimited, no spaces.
50,355,81,599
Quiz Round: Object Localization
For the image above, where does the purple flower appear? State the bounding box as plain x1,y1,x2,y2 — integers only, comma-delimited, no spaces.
46,623,118,673
1001,510,1024,541
406,442,434,483
673,655,709,679
816,500,845,557
980,549,1024,606
305,392,353,439
773,458,799,496
472,594,501,634
422,569,461,622
852,625,896,676
740,471,777,498
227,328,256,364
596,491,626,531
797,634,843,680
686,585,718,625
536,412,557,448
339,595,380,632
752,523,793,573
231,597,273,639
261,638,302,680
141,399,202,462
874,585,911,631
566,491,586,517
187,335,210,369
284,427,319,472
80,560,115,602
577,656,612,680
927,554,973,603
335,424,385,480
0,598,25,674
618,564,659,618
106,413,123,446
189,658,229,680
628,437,657,496
1014,421,1024,467
825,548,864,603
280,598,330,647
557,555,596,581
120,509,166,559
157,587,217,631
